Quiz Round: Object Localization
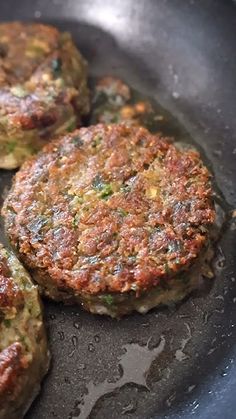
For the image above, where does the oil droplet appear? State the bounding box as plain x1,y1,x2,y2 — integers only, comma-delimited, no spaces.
71,336,165,419
94,335,100,343
69,349,75,358
217,259,226,268
203,311,212,325
58,331,65,341
215,246,226,269
207,347,216,355
187,385,196,393
166,392,176,407
50,314,56,320
88,343,95,352
192,402,200,411
172,91,180,99
72,335,78,347
220,362,232,377
34,10,41,18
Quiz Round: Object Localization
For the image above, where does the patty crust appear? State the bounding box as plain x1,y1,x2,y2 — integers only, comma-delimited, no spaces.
2,124,215,317
0,22,89,169
0,243,49,419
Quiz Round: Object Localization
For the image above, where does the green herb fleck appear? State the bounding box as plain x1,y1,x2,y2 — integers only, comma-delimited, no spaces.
98,110,120,124
6,140,17,153
72,136,83,147
92,175,113,199
26,45,47,57
91,134,102,148
100,183,113,199
66,118,77,133
117,208,128,217
72,214,80,228
71,195,84,205
19,334,28,348
164,262,172,275
120,184,131,193
101,294,114,305
4,319,11,328
52,58,62,76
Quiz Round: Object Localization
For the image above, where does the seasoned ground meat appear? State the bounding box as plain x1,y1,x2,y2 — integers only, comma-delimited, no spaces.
2,124,215,317
0,22,89,169
0,244,49,419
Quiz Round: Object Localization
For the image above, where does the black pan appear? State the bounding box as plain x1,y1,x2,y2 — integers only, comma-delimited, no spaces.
1,1,236,418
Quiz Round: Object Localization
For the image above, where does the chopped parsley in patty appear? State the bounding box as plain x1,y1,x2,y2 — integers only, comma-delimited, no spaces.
0,22,89,169
2,124,215,317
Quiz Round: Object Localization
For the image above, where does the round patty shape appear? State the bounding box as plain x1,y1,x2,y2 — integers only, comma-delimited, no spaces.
0,243,49,419
2,124,215,317
0,22,89,169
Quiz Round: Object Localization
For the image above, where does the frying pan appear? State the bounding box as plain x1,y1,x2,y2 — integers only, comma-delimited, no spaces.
0,0,236,418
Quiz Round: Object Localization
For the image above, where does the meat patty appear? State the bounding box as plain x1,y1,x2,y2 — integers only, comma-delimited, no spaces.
0,243,49,419
0,22,89,169
2,124,215,317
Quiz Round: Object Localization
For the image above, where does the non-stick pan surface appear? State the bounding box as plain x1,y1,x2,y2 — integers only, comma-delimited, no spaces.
0,1,236,418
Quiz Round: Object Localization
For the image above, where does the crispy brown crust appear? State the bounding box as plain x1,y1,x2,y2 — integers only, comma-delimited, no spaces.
0,244,50,418
0,92,61,130
0,22,59,86
0,22,89,127
0,343,26,402
0,254,24,311
0,275,24,311
0,22,90,169
2,124,215,298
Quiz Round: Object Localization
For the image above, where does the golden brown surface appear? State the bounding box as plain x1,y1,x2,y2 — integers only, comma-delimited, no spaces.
2,124,215,301
0,244,49,419
0,22,89,168
0,343,26,403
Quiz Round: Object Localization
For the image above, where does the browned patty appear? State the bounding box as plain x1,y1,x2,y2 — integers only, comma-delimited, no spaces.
0,244,49,418
2,124,215,316
0,22,89,168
